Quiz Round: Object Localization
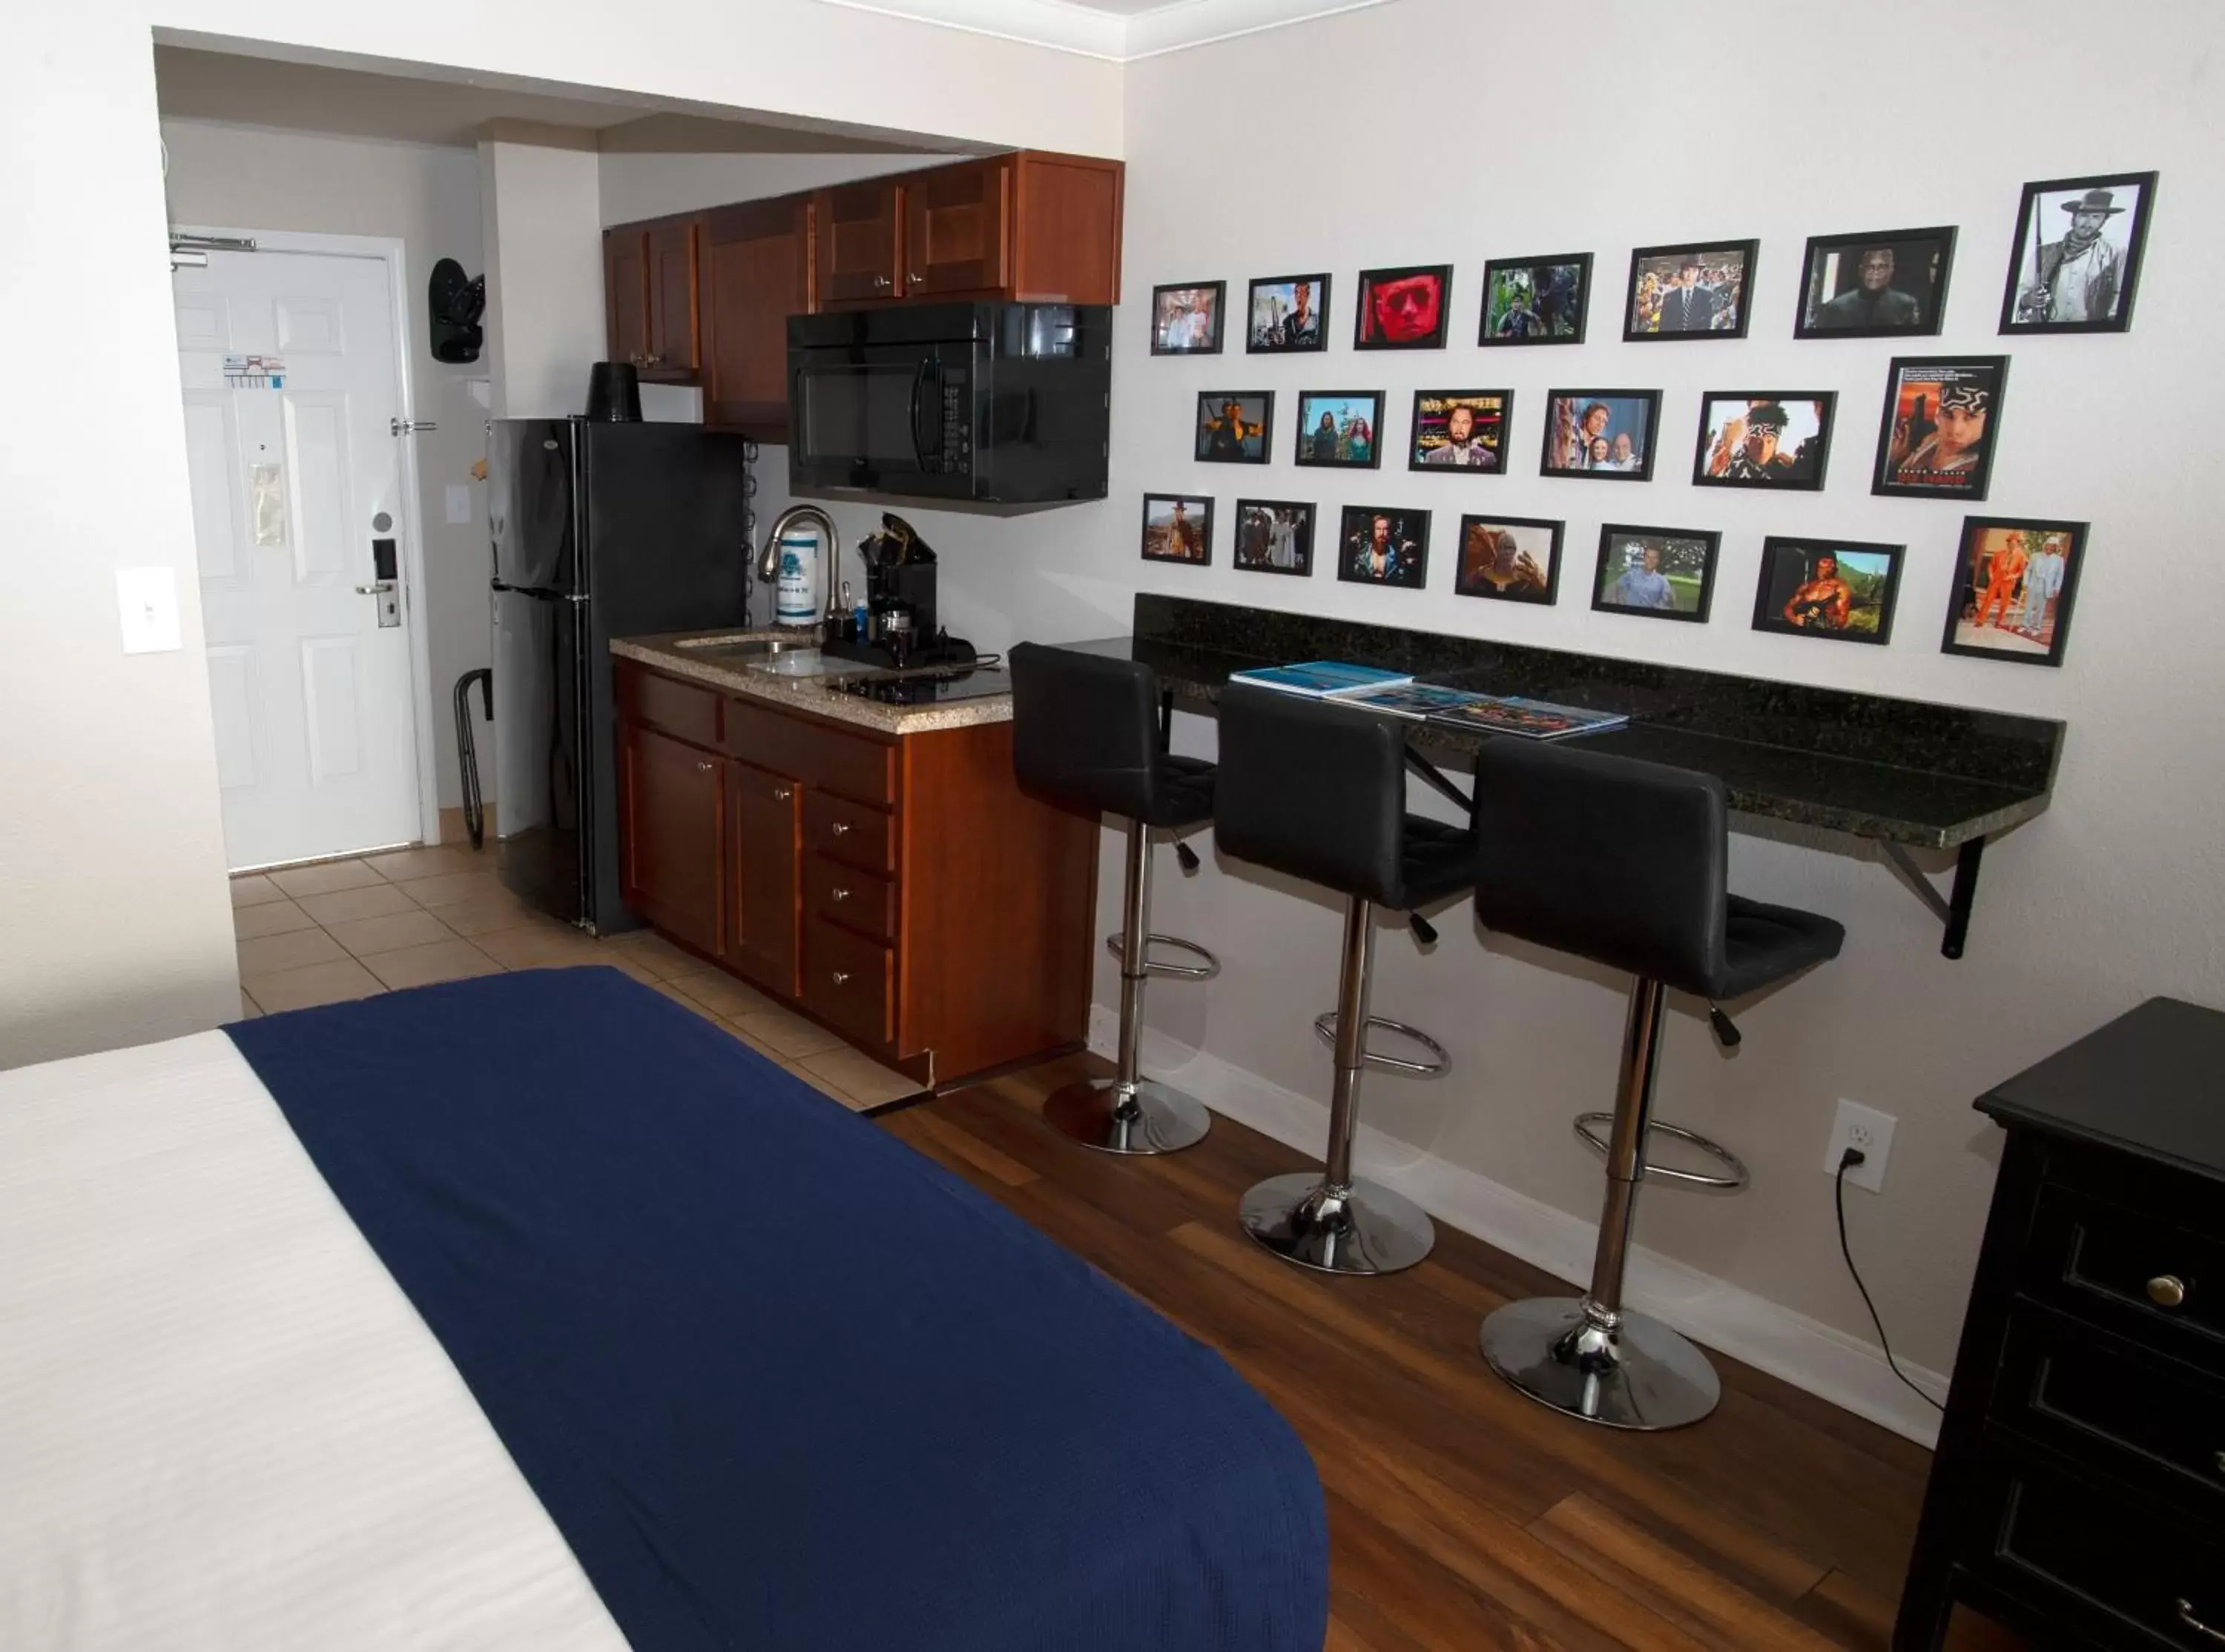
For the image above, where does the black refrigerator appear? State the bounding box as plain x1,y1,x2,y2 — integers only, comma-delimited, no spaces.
489,418,750,933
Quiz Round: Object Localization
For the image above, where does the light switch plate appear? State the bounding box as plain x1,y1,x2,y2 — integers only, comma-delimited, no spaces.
445,483,472,525
116,566,182,654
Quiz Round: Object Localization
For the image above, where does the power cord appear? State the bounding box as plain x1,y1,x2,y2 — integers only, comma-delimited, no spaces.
1835,1148,1945,1414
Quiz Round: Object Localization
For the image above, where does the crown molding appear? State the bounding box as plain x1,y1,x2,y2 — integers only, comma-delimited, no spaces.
819,0,1393,63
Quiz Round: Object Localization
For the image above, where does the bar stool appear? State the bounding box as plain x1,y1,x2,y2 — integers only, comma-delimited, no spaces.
1468,739,1844,1430
1212,684,1477,1276
1009,642,1218,1155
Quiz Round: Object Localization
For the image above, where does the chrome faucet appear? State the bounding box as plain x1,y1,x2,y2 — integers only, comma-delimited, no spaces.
754,504,843,627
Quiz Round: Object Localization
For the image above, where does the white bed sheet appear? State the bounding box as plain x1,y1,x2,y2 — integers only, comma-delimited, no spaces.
0,1031,628,1651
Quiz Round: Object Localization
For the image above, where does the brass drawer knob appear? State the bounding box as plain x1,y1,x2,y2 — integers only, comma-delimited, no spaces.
831,970,851,986
2148,1274,2189,1309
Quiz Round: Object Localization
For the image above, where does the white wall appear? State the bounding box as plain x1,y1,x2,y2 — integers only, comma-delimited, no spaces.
478,136,606,420
596,151,947,228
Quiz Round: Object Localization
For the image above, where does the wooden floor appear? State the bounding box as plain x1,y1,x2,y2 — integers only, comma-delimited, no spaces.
886,1052,2027,1652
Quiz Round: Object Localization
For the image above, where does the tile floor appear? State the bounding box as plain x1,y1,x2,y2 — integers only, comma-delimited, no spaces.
231,844,924,1113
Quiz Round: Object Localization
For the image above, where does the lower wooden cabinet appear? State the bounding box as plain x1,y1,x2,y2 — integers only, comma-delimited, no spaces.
618,721,723,958
726,761,800,997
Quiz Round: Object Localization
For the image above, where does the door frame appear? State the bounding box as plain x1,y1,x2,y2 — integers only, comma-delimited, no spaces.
174,223,443,852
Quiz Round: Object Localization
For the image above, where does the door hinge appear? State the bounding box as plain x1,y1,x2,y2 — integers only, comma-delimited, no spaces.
390,417,439,436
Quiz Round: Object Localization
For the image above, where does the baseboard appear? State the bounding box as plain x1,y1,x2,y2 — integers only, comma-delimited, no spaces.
436,804,496,848
1086,1005,1948,1447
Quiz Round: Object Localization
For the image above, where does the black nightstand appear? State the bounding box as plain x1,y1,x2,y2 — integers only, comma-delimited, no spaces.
1896,997,2225,1651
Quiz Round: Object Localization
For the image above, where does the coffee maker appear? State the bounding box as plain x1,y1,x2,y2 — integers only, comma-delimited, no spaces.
823,513,973,670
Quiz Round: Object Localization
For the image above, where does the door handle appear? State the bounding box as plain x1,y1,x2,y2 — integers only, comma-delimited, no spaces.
355,581,397,595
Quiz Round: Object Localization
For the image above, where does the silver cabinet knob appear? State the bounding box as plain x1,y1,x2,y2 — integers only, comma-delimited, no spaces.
829,822,851,836
695,760,714,773
873,274,891,289
831,887,851,902
771,785,793,802
2148,1274,2189,1309
831,970,851,986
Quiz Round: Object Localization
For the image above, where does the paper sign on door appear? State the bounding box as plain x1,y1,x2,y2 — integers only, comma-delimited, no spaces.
223,354,286,389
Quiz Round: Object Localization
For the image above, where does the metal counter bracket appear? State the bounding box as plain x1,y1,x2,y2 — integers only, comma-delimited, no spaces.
1882,836,1985,960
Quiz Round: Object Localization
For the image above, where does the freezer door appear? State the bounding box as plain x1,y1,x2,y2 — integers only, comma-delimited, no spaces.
492,585,586,925
488,420,581,594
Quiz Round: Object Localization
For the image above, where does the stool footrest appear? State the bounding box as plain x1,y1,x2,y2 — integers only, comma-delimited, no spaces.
1572,1113,1749,1190
1106,933,1220,979
1313,1011,1449,1077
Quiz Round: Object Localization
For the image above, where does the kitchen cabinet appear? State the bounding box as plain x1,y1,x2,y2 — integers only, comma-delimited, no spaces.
816,178,906,305
614,657,1095,1087
604,226,650,373
903,157,1009,297
647,219,700,377
700,196,813,437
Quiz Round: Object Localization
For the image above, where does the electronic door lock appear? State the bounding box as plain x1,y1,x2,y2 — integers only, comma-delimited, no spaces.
364,537,402,627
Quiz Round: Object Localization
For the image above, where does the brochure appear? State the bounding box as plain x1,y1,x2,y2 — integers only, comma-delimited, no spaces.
1422,694,1629,741
1225,660,1415,698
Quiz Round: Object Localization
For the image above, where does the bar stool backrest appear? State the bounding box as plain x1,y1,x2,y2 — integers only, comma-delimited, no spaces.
1214,684,1411,905
1009,643,1162,819
1471,740,1730,997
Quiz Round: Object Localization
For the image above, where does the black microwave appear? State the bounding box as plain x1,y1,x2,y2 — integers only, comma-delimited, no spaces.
787,303,1111,504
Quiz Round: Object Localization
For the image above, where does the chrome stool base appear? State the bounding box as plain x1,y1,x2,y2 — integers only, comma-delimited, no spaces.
1045,1076,1212,1156
1479,1295,1721,1430
1239,1170,1435,1275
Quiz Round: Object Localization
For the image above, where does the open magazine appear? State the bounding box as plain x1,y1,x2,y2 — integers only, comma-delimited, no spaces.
1225,660,1415,698
1339,681,1629,740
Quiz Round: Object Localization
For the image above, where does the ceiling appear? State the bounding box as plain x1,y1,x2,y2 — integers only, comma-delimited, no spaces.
823,0,1396,60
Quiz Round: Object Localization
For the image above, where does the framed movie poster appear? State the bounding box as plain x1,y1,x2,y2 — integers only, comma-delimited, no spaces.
1195,392,1273,464
1873,356,2008,500
1624,239,1757,340
1336,506,1430,589
1233,499,1315,577
2000,172,2157,335
1293,391,1385,469
1455,515,1561,605
1140,494,1213,564
1692,392,1835,491
1752,537,1905,645
1940,517,2088,667
1354,265,1451,350
1246,274,1331,353
1408,391,1511,472
1796,226,1956,339
1592,526,1720,623
1480,254,1591,346
1541,389,1659,480
1150,283,1224,355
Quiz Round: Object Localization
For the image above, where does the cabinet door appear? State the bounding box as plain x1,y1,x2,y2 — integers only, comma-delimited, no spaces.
903,158,1009,297
646,219,700,377
817,179,903,305
1010,151,1124,305
727,761,801,996
604,226,650,368
619,722,723,958
702,196,812,437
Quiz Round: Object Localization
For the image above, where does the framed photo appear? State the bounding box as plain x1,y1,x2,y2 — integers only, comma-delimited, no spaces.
1541,389,1659,480
1624,239,1757,340
1795,226,1956,339
1150,283,1224,355
1480,254,1590,346
1336,506,1430,589
1233,499,1315,577
1592,526,1720,623
1454,515,1561,605
1246,274,1331,353
1293,391,1386,469
2000,172,2157,335
1140,494,1213,565
1408,390,1512,473
1941,517,2087,667
1196,391,1273,464
1354,265,1451,350
1751,537,1904,645
1873,356,2008,500
1692,392,1835,491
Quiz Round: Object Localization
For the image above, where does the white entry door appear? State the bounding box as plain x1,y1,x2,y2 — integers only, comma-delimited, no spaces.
174,246,422,870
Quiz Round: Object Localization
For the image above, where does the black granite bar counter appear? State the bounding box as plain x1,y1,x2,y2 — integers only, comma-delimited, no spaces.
1062,595,2065,851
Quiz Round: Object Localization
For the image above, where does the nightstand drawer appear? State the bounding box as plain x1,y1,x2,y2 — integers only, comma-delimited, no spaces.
2026,1184,2225,1369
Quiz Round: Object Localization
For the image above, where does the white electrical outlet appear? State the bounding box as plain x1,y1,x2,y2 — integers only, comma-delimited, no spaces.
1824,1100,1896,1193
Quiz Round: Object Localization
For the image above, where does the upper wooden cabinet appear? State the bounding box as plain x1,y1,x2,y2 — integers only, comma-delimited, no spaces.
700,196,814,438
604,226,650,370
1007,151,1123,305
903,157,1009,297
817,178,906,305
604,219,698,380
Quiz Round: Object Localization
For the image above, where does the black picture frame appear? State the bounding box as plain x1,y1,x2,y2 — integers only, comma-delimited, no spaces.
1751,536,1905,646
1623,239,1757,340
1195,391,1274,465
1998,171,2158,335
1454,515,1562,605
1336,506,1431,589
1480,253,1591,346
1293,390,1387,469
1540,389,1661,481
1150,282,1224,355
1592,525,1721,622
1245,274,1331,354
1691,391,1836,492
1140,494,1213,565
1872,355,2008,501
1232,499,1316,577
1408,390,1513,474
1353,264,1452,351
1940,516,2088,667
1794,225,1957,340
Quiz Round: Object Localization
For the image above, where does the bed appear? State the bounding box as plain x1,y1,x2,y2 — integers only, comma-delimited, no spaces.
0,967,1326,1651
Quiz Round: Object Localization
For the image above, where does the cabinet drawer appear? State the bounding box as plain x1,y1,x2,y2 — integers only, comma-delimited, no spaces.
618,664,720,748
807,853,895,944
2026,1184,2225,1369
801,917,893,1047
722,697,894,804
804,790,894,875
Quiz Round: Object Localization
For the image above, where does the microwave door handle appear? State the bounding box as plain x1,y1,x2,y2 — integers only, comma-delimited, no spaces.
908,358,934,467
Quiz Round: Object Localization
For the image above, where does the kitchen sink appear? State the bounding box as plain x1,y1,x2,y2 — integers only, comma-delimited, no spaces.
669,632,863,679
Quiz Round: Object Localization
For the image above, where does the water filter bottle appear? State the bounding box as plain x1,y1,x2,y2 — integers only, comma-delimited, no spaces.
774,526,820,627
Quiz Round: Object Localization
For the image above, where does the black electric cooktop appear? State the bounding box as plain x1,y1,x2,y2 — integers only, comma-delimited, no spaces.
830,664,1011,707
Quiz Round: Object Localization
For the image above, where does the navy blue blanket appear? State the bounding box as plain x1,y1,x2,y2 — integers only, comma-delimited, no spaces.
227,967,1326,1651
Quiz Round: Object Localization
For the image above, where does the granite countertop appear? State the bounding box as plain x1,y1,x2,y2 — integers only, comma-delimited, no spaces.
612,631,1013,738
